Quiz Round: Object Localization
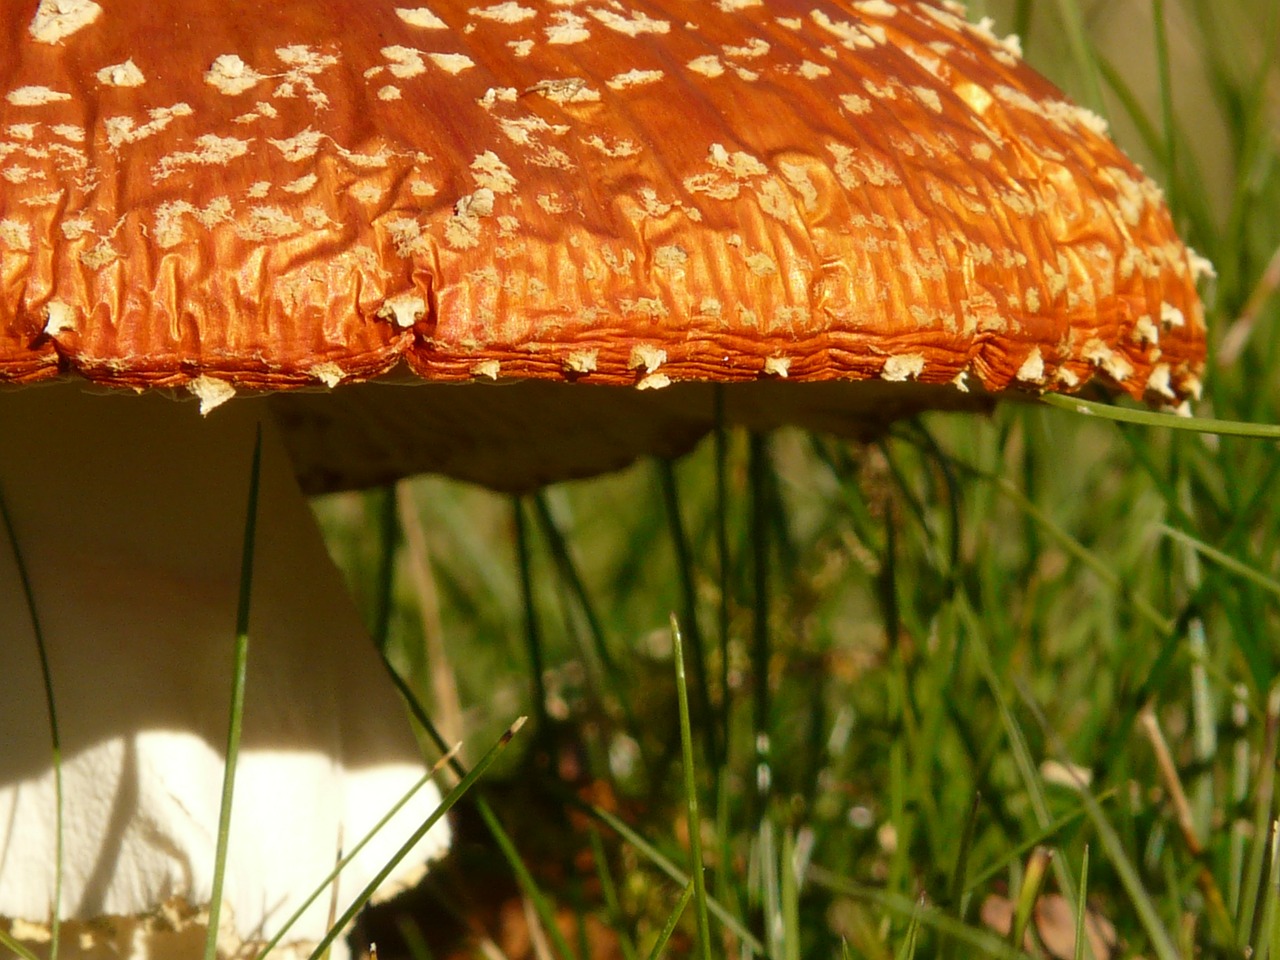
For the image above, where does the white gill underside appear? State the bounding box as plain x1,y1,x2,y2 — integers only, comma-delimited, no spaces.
0,383,450,959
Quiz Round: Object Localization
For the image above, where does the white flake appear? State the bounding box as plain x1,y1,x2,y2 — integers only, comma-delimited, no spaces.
309,363,345,387
188,376,236,415
688,56,725,78
382,46,428,79
637,372,672,390
564,350,598,374
590,8,670,35
608,69,663,90
6,86,71,107
154,134,250,180
881,353,925,381
269,128,325,161
1145,363,1175,399
0,219,32,251
396,7,448,28
471,151,517,193
378,294,427,328
104,103,194,148
28,0,101,44
1187,248,1216,281
1081,339,1133,382
629,344,666,372
474,2,536,23
43,300,75,334
764,357,790,378
429,53,475,74
96,60,145,88
546,12,590,43
205,55,266,95
1160,303,1186,328
1015,347,1045,383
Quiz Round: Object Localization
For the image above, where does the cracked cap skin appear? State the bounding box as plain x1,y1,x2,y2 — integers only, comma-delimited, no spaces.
0,0,1207,491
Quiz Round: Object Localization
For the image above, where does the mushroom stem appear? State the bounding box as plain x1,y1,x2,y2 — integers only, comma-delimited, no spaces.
0,383,450,959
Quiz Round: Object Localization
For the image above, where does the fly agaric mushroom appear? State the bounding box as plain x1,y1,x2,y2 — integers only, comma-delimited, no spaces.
0,0,1205,956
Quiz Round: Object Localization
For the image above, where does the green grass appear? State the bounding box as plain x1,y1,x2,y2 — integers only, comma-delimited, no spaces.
205,426,262,960
311,1,1280,956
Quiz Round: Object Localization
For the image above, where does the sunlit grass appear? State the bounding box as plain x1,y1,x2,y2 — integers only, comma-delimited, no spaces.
204,426,262,960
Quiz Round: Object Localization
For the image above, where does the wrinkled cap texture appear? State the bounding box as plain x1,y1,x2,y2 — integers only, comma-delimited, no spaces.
0,0,1208,491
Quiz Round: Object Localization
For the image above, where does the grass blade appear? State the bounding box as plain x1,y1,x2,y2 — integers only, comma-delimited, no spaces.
939,790,982,960
1239,684,1280,944
966,801,1102,892
1231,685,1252,916
748,432,772,815
986,475,1173,635
1074,846,1090,960
204,424,263,960
1250,821,1280,959
645,882,695,960
1137,703,1235,942
1150,0,1178,208
369,597,578,960
893,898,922,960
1159,524,1280,599
582,802,765,955
512,496,550,733
959,601,1082,906
589,827,640,960
671,614,714,960
306,718,527,960
755,816,781,958
532,489,622,681
781,828,801,960
0,929,41,960
1010,847,1051,952
1040,393,1280,439
660,461,718,767
1013,691,1180,960
713,386,731,767
476,794,577,960
254,745,461,960
808,869,1031,960
1049,0,1107,114
1186,617,1217,843
398,485,467,756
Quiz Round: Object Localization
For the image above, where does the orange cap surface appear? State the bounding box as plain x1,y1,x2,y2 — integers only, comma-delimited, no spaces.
0,0,1208,488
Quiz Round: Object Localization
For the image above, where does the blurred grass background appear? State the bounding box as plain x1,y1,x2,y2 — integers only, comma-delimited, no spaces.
314,1,1280,957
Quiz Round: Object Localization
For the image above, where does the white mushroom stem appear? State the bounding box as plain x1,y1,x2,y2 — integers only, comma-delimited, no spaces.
0,383,450,959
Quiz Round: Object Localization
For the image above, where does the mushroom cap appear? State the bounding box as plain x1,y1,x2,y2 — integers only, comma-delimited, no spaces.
0,0,1207,490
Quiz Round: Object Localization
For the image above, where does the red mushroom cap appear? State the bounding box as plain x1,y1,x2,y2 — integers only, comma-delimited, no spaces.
0,0,1208,490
